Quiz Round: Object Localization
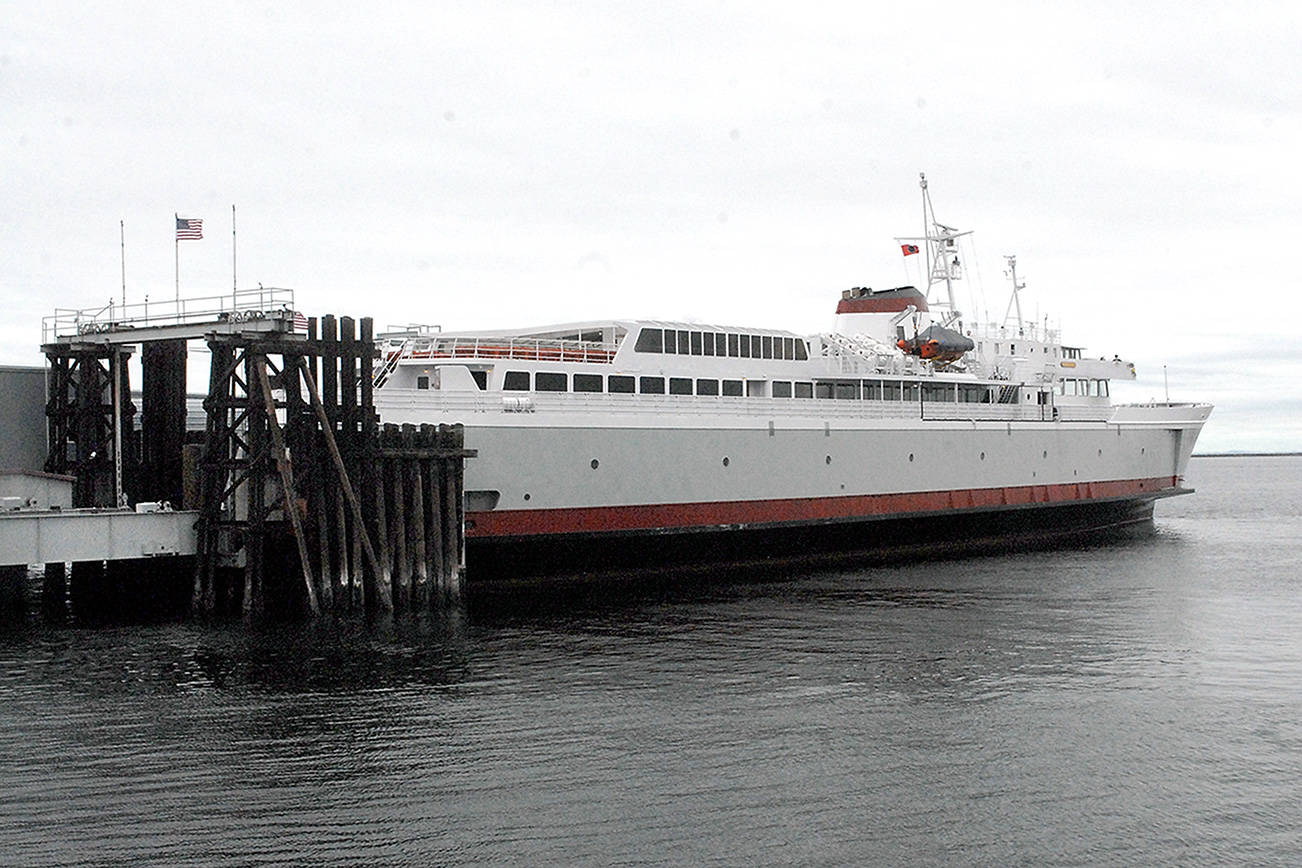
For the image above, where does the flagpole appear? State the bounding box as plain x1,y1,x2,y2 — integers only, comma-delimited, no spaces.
232,204,237,310
174,212,180,304
120,220,126,311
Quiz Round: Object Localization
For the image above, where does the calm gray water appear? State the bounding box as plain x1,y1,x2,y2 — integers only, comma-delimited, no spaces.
2,456,1300,865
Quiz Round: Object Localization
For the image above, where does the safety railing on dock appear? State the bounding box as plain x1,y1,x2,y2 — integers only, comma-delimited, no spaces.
42,287,298,343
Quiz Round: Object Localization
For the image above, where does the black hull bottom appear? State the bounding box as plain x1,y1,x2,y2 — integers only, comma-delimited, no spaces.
466,496,1163,584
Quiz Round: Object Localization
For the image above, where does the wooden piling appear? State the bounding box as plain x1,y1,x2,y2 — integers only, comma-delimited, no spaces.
42,561,67,620
242,351,267,618
407,428,429,609
315,483,334,611
140,339,188,506
441,426,463,598
389,447,409,610
422,425,445,598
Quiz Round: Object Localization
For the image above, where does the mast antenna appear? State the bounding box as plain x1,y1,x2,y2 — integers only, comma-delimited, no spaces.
1002,254,1026,335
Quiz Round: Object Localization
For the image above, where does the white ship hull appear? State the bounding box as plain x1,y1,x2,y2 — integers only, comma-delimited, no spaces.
375,390,1210,576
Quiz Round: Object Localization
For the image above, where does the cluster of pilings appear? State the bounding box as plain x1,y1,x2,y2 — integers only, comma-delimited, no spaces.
193,316,473,618
373,422,469,611
37,314,471,621
39,341,193,619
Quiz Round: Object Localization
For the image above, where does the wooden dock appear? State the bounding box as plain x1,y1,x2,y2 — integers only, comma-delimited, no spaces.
9,293,473,620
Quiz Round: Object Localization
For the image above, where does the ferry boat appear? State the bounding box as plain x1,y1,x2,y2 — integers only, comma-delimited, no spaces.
373,177,1211,577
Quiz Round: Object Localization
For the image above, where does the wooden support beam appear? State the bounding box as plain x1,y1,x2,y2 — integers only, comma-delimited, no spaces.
243,352,266,617
255,359,320,616
298,358,393,612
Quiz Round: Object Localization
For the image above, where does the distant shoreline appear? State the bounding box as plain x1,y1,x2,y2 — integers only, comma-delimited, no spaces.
1194,452,1302,458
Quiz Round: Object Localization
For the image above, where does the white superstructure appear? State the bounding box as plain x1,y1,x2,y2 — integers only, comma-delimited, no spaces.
372,179,1210,573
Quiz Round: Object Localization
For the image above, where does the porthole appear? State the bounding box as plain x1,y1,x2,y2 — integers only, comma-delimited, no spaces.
523,493,531,501
1098,448,1103,457
980,451,985,461
1141,447,1146,455
1042,450,1048,459
908,453,914,462
590,459,599,470
722,456,730,467
825,455,832,465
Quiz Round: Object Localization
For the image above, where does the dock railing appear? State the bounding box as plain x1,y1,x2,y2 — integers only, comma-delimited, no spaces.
42,287,297,344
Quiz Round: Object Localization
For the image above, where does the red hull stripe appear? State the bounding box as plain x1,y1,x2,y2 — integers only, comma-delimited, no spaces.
836,296,930,314
468,476,1180,539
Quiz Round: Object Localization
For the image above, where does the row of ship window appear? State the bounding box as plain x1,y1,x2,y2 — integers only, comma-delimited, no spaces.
1058,378,1110,397
498,371,1017,403
633,327,810,361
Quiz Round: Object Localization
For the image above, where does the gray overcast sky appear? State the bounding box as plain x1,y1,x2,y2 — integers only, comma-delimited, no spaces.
3,1,1299,451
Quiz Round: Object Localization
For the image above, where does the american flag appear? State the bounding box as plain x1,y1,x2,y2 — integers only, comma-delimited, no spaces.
293,311,309,331
175,216,203,240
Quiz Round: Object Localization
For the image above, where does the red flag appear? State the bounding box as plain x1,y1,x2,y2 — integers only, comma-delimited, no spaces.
901,244,919,256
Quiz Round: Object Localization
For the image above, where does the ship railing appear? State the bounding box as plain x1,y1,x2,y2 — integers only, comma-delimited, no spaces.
373,388,1054,423
966,322,1060,346
375,334,620,366
42,287,297,343
819,333,918,376
373,336,412,388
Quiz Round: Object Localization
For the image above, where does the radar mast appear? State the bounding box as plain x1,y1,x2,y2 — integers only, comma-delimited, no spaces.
895,172,972,329
1002,254,1026,336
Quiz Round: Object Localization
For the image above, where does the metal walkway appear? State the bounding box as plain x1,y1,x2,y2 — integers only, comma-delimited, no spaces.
42,287,302,346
